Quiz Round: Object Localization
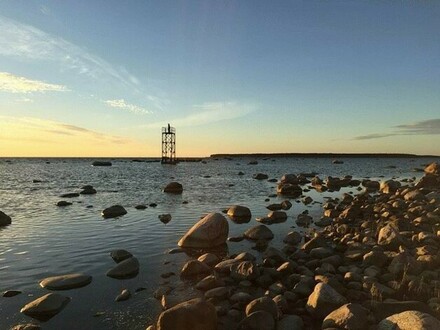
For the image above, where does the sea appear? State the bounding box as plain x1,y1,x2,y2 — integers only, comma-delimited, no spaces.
0,156,438,329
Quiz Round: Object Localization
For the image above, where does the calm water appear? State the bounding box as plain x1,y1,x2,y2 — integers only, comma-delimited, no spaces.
0,156,437,329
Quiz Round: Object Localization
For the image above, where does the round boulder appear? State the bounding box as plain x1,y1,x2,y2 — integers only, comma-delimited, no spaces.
244,225,274,241
306,283,347,319
164,182,183,194
101,205,127,218
322,303,368,330
178,213,229,248
227,205,251,223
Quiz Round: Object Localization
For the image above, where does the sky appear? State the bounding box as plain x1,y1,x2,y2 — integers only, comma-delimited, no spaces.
0,0,439,157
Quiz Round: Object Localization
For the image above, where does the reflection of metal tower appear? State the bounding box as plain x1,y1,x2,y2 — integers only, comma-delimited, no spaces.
161,124,176,164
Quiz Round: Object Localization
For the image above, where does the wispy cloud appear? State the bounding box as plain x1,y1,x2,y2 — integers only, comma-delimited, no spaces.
0,72,68,93
354,119,440,140
141,101,256,128
105,99,152,115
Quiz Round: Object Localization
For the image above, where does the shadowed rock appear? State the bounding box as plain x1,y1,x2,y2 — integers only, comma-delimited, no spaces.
106,257,139,279
164,182,183,194
0,210,12,226
20,293,70,321
92,161,112,166
101,205,127,218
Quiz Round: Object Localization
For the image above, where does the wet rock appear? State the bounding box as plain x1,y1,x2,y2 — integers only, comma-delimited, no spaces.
39,273,92,290
80,185,97,195
306,283,347,319
159,214,172,224
197,253,220,267
281,200,292,210
238,311,275,330
180,260,211,279
254,173,269,180
284,231,302,245
296,213,312,226
205,286,229,300
115,289,131,302
277,183,302,198
135,204,147,210
244,225,274,240
178,212,229,248
195,275,225,291
267,203,282,211
214,259,240,274
0,210,12,226
425,162,439,175
56,201,72,207
101,205,127,218
227,205,252,223
378,310,440,330
3,290,22,297
163,182,183,194
20,293,70,321
322,303,368,330
92,161,112,166
106,257,139,279
380,180,401,194
156,298,217,330
110,249,133,263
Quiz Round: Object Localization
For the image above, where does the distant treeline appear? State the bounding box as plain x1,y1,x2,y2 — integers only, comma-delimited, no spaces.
210,153,440,159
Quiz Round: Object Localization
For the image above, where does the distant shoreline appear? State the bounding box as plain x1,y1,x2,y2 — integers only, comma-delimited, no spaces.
209,152,440,158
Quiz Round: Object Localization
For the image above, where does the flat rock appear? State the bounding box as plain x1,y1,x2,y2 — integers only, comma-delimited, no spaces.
101,205,127,218
56,201,72,207
178,212,229,248
106,257,139,279
3,290,22,297
20,293,70,321
60,193,79,198
92,161,112,166
39,273,92,290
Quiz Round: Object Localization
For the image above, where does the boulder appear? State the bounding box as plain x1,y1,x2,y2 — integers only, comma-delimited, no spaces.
227,205,252,223
20,293,70,321
159,214,172,224
39,273,92,290
110,249,133,263
244,225,274,241
0,210,12,226
156,298,217,330
178,213,229,248
197,253,220,267
245,296,278,319
230,261,260,281
306,283,347,319
380,180,401,194
277,315,304,330
425,162,439,175
238,311,275,330
56,201,72,207
60,192,79,198
80,185,97,195
370,301,435,321
164,182,183,194
106,257,139,279
322,303,368,330
284,231,302,245
378,310,440,330
377,223,403,250
180,260,211,279
101,205,127,218
277,183,302,198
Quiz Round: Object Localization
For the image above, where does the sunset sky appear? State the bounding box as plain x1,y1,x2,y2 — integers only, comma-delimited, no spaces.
1,1,439,157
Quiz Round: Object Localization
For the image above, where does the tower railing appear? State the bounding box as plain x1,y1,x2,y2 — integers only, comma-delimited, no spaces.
161,125,176,164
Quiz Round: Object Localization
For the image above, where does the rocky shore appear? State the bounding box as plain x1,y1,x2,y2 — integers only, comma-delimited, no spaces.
147,162,440,330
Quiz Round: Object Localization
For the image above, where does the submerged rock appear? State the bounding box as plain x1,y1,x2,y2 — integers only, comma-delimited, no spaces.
101,205,127,218
178,212,229,248
164,182,183,194
39,273,92,290
0,210,12,226
60,192,79,198
20,293,70,321
159,214,172,224
80,185,97,195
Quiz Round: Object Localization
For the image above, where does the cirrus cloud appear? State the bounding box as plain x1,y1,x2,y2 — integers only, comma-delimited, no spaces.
105,99,152,115
0,72,68,93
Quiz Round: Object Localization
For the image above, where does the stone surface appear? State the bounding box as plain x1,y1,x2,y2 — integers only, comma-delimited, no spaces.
425,162,439,175
115,289,131,302
156,298,217,330
246,296,278,319
106,257,139,279
378,310,440,330
227,205,252,223
277,315,304,330
101,205,127,218
163,182,183,194
110,249,133,263
20,293,70,321
322,303,368,330
244,225,274,240
377,223,403,250
238,311,275,330
39,273,92,290
306,283,347,319
178,212,229,248
180,260,211,279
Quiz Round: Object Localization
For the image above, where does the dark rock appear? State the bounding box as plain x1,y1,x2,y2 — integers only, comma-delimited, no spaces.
101,205,127,218
164,182,183,194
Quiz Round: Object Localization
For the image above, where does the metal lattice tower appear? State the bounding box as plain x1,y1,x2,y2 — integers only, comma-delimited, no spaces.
161,124,176,164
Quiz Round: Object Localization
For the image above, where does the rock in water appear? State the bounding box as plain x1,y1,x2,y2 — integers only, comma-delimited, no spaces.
0,210,12,226
20,293,70,321
227,205,251,223
243,225,274,240
180,260,212,279
378,310,440,330
101,205,127,218
156,298,217,330
39,273,92,290
92,161,112,166
178,213,228,248
306,283,347,319
159,214,172,224
424,162,439,175
56,201,72,207
163,182,183,194
110,249,133,263
60,192,79,198
115,289,131,302
80,185,97,195
106,257,139,279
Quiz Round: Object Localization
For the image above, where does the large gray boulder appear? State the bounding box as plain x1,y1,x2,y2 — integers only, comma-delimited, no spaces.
156,298,217,330
39,273,92,290
306,283,347,319
0,210,12,226
20,293,70,321
178,213,228,248
378,310,440,330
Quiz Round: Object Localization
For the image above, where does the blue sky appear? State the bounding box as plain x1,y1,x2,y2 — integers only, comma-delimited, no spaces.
0,0,439,156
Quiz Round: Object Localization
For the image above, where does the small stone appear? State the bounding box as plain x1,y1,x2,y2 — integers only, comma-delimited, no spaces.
3,290,22,297
159,214,172,224
135,204,147,210
60,192,79,198
115,289,131,302
0,210,12,226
